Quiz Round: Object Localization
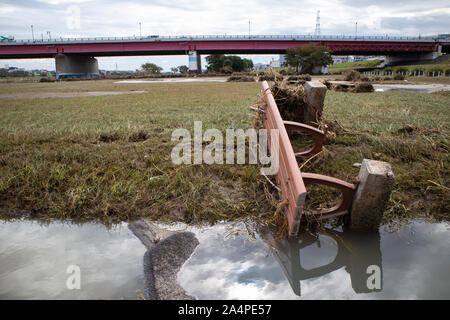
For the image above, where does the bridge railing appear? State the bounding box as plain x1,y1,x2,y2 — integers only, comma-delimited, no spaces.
1,34,446,45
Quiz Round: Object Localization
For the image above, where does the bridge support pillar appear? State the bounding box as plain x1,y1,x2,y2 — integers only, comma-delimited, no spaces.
188,51,201,73
385,46,442,65
55,54,99,79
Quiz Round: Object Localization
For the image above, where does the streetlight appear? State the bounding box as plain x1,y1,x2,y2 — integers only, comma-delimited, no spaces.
139,22,142,37
355,22,358,39
31,25,34,41
248,20,251,38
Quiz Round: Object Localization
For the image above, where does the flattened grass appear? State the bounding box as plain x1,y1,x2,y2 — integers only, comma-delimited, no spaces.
293,90,449,223
0,80,449,226
0,81,278,224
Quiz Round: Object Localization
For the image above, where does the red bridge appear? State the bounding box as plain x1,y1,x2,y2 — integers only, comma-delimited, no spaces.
1,34,447,78
0,34,447,58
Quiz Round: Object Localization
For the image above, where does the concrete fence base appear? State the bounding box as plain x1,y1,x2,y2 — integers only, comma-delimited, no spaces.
304,81,327,125
350,159,395,230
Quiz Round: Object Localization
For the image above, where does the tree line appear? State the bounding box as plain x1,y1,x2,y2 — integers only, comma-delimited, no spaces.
140,43,332,74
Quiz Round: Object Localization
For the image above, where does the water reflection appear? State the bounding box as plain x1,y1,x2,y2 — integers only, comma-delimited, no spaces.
0,219,448,299
0,220,145,299
178,220,450,299
263,228,383,296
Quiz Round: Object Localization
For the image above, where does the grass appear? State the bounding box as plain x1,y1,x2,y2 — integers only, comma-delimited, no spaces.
0,80,278,225
328,59,383,74
0,79,448,227
291,90,449,224
382,62,450,75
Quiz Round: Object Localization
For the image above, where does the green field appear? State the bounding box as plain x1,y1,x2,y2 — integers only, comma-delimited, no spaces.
0,79,448,228
328,59,384,73
382,63,450,75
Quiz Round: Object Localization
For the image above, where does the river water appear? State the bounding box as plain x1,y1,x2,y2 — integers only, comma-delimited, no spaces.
0,219,448,299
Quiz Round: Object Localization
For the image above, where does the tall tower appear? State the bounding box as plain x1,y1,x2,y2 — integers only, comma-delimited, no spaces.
315,10,321,36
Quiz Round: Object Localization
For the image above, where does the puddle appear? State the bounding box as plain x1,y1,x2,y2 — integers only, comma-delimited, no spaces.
177,221,450,299
372,84,450,93
0,220,145,299
0,91,147,100
115,78,226,84
0,219,449,299
329,81,450,93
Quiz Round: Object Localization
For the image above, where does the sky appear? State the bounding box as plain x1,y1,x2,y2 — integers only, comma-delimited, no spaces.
0,0,449,71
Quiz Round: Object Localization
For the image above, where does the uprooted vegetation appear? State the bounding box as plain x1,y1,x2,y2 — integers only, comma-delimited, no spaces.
227,74,256,82
352,83,374,93
258,71,284,82
270,81,308,122
344,70,361,81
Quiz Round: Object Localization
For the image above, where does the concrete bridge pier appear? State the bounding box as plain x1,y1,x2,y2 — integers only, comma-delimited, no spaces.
385,45,442,65
188,50,201,73
55,54,100,79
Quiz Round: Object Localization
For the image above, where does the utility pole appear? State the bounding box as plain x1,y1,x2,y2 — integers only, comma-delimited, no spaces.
31,25,34,41
248,20,251,38
355,22,358,39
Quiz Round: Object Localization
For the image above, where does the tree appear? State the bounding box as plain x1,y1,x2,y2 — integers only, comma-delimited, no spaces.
285,43,332,73
178,65,189,73
243,58,254,70
141,62,163,73
205,54,226,72
205,55,254,73
171,67,179,73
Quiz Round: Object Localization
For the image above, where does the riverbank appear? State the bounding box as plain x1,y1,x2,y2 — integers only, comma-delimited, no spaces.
0,79,448,227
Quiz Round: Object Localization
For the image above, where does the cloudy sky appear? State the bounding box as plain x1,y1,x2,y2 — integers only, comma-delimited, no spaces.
0,0,449,71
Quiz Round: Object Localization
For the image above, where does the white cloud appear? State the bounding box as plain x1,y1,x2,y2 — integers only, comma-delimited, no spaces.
37,0,92,5
1,0,449,69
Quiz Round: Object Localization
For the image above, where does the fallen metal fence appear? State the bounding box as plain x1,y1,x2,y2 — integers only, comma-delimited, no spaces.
261,81,358,236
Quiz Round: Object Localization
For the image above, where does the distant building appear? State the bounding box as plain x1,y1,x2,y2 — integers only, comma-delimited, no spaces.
269,59,281,68
254,63,269,71
332,55,384,64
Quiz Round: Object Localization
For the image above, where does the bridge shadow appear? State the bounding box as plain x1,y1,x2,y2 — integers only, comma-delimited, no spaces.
262,227,383,296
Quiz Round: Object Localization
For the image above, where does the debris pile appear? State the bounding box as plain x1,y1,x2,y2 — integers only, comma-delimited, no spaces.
269,81,309,123
226,75,256,82
286,74,312,85
344,70,361,81
353,83,374,93
258,71,284,82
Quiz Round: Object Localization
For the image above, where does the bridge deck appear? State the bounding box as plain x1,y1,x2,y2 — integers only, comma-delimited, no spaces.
1,34,447,59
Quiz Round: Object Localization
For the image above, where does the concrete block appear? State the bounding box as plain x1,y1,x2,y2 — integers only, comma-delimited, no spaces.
304,81,327,125
350,159,395,230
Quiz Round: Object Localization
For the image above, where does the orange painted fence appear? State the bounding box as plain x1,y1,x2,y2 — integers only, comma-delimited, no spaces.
261,81,358,237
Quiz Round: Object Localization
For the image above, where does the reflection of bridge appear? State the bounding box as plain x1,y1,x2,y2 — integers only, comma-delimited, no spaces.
1,34,448,78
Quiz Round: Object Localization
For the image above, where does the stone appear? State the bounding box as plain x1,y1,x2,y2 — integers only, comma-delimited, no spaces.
303,81,327,125
350,159,395,230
